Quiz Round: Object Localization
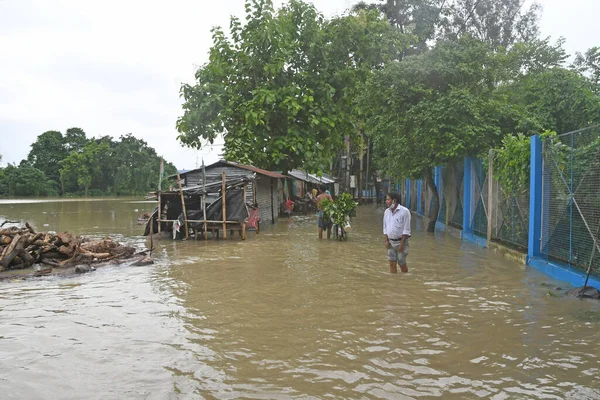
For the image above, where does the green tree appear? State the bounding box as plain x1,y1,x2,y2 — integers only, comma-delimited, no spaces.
112,134,174,195
502,37,567,78
91,136,117,194
359,36,510,231
353,0,541,51
2,164,56,197
26,130,66,188
64,127,89,153
0,157,6,196
60,141,109,196
572,46,600,89
177,0,404,173
503,67,600,134
442,0,540,49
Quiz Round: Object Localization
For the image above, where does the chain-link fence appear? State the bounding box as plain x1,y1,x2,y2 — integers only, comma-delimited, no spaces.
410,180,418,212
487,150,530,250
541,126,600,273
492,180,530,250
395,127,599,276
450,161,464,229
437,166,447,223
471,159,488,237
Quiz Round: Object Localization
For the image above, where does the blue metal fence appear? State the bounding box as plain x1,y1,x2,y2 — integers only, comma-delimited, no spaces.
396,128,600,286
539,126,600,274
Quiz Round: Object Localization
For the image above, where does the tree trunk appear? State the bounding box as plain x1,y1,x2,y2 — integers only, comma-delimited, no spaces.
424,168,439,233
358,150,363,203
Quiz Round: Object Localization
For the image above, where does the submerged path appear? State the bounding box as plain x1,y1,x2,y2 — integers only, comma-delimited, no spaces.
1,201,599,399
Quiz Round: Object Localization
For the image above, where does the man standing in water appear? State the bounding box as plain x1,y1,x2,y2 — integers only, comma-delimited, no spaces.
383,192,411,273
315,186,333,239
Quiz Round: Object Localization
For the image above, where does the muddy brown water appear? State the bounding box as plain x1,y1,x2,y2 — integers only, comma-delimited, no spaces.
1,198,599,399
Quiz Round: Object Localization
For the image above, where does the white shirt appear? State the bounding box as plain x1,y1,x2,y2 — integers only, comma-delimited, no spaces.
383,205,411,239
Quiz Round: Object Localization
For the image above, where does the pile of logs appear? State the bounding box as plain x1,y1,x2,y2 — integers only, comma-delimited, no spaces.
0,223,138,274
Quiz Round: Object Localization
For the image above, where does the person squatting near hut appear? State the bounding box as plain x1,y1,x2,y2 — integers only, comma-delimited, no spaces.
315,186,333,239
383,192,411,274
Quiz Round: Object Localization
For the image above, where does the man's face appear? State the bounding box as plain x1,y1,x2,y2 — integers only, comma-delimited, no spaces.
385,195,392,208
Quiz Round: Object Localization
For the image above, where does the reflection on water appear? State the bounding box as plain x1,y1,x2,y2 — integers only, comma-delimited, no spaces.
1,199,599,399
0,197,156,238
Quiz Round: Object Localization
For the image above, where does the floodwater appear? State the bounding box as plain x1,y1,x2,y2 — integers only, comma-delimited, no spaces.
1,198,599,399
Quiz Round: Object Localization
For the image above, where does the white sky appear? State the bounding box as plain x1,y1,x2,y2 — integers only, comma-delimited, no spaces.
0,0,598,170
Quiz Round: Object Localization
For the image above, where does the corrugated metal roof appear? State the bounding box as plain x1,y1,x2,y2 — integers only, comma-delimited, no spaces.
219,161,287,179
178,160,287,179
288,170,337,184
160,176,251,195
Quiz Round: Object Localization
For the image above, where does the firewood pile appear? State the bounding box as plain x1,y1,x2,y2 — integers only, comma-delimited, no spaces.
0,222,138,274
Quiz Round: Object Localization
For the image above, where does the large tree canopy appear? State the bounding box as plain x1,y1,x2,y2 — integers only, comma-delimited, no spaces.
572,46,600,89
503,67,600,135
177,0,405,172
0,164,56,197
360,37,508,177
26,130,67,185
353,0,541,52
359,36,523,230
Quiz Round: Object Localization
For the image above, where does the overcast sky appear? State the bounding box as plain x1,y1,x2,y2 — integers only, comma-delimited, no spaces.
0,0,598,170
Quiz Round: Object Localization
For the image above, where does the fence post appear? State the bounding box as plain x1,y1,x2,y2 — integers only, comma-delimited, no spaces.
435,166,443,223
405,178,411,208
528,135,544,262
417,180,422,215
462,157,473,236
487,149,493,243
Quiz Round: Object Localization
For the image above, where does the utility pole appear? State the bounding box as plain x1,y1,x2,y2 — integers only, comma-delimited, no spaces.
365,137,370,198
346,135,351,192
358,144,364,203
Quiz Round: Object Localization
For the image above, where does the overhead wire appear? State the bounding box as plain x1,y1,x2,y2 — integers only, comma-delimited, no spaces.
455,0,484,37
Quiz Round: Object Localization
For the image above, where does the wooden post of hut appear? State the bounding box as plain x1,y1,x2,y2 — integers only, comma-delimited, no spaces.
203,193,208,240
157,158,163,240
487,149,494,244
157,191,162,239
222,171,227,239
242,182,247,240
202,158,207,240
177,172,189,240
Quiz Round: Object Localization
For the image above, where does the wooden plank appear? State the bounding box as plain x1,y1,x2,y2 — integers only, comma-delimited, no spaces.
177,172,189,240
222,171,227,239
243,182,248,241
149,210,154,254
203,193,208,241
243,182,247,208
187,220,244,224
487,149,493,244
157,192,162,239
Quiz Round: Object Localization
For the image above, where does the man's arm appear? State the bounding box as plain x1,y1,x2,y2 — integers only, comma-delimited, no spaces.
397,212,409,252
398,234,408,252
383,212,390,248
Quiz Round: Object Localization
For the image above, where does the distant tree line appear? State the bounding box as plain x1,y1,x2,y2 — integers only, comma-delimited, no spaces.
0,128,177,197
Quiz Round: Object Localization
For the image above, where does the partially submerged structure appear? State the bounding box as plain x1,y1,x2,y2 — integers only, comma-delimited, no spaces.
286,170,337,199
144,160,287,240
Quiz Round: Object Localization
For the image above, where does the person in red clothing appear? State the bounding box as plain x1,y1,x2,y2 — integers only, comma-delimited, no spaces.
284,199,294,217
